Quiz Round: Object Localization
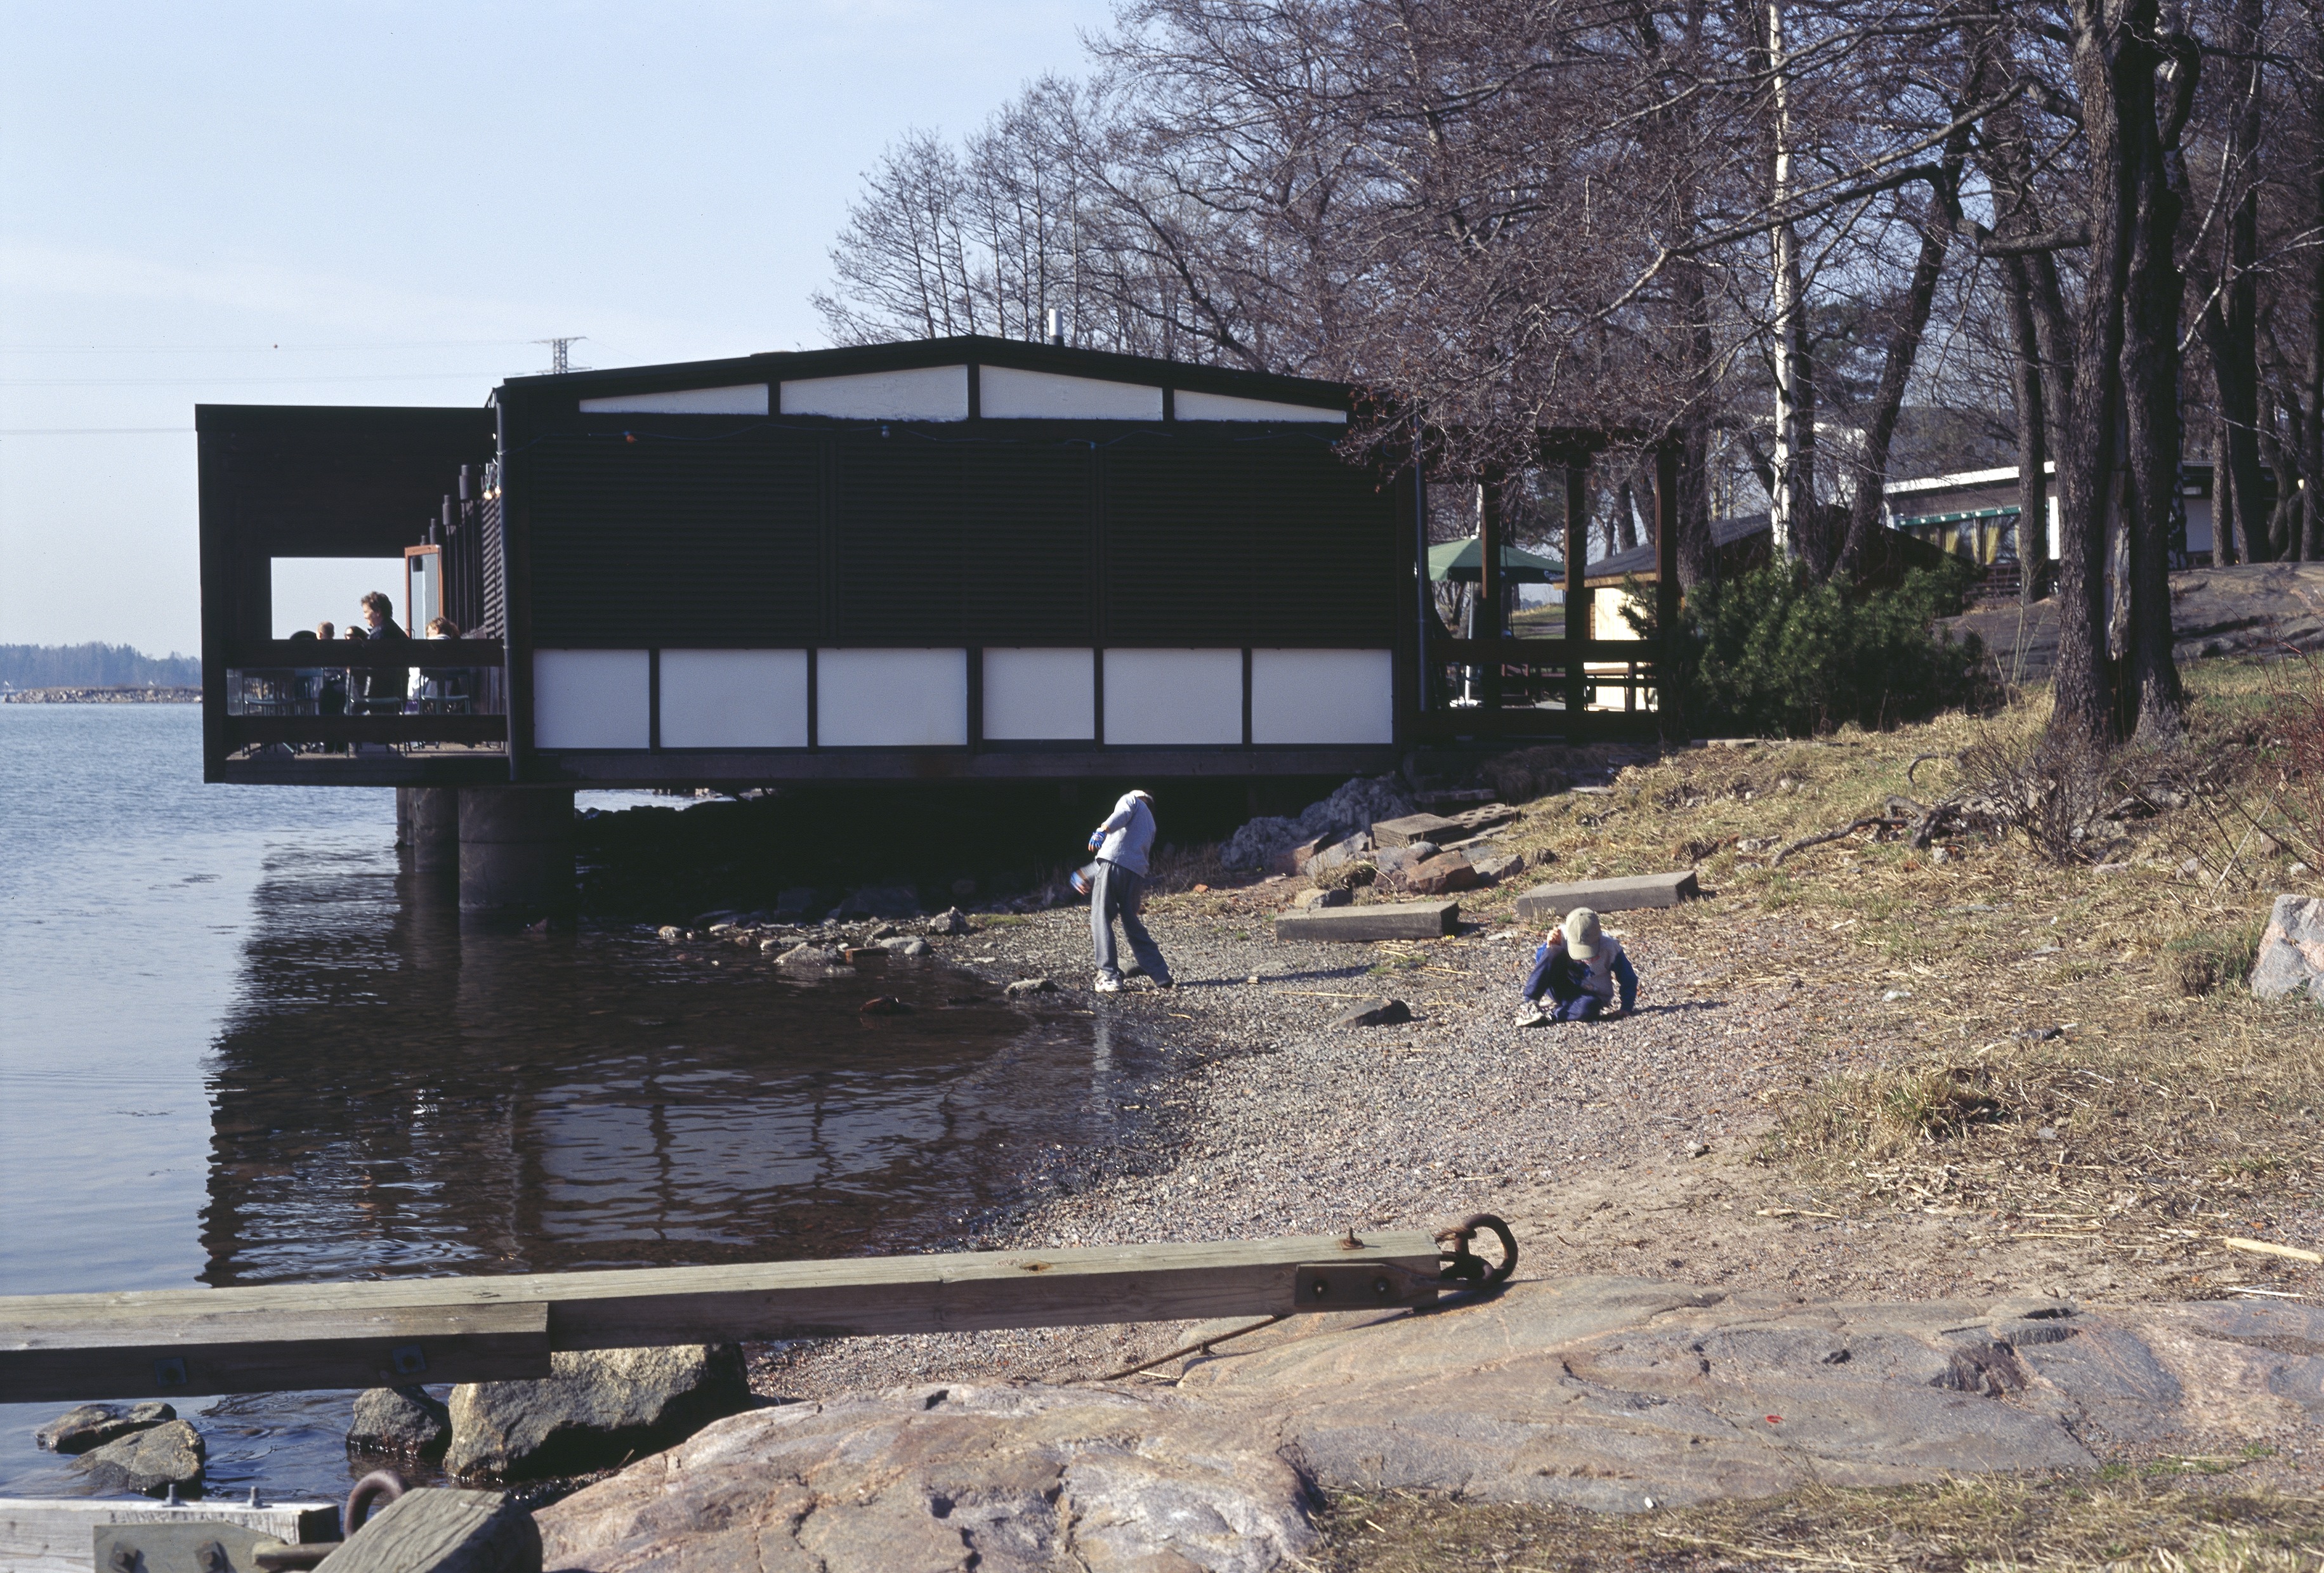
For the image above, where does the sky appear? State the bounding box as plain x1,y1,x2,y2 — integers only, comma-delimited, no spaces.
0,1,1115,653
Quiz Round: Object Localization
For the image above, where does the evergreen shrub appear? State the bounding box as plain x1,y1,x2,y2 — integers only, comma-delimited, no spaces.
1625,561,1989,736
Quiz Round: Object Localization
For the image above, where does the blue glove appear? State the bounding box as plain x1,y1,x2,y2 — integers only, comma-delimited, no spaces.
1088,832,1104,851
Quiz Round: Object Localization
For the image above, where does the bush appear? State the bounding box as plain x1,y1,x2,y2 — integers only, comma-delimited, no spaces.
1627,561,1989,736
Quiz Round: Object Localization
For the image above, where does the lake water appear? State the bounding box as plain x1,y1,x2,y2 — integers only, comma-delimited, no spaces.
0,705,1126,1501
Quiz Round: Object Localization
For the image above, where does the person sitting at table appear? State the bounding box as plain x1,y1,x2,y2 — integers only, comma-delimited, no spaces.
353,591,410,713
415,617,467,708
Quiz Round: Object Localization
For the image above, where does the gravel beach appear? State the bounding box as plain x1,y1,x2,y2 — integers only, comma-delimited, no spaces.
745,877,1945,1402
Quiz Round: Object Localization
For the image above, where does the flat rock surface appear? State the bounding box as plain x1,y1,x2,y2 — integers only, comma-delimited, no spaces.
1514,870,1700,920
535,1384,1314,1573
34,1400,173,1454
1174,1277,2314,1511
1273,898,1459,940
541,1277,2324,1568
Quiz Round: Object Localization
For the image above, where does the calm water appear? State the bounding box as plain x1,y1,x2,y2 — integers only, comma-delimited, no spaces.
0,705,1127,1499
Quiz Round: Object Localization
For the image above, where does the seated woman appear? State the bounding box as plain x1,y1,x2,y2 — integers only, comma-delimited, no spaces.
414,617,468,709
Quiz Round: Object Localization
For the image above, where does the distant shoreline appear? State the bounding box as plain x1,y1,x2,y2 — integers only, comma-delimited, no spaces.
1,686,202,704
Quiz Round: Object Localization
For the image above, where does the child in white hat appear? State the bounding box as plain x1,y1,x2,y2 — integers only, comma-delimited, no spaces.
1515,906,1638,1026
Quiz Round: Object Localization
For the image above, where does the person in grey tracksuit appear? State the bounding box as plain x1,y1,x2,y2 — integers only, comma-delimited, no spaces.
1087,790,1172,993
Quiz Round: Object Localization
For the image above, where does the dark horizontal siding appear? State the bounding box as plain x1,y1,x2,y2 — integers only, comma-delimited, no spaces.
832,437,964,643
526,432,821,646
962,447,1094,643
517,423,1393,650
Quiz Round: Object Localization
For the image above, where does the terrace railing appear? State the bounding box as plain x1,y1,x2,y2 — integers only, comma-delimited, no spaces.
1417,636,1660,741
221,639,507,759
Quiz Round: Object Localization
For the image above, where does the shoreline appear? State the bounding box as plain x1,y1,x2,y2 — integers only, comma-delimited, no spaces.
1,686,201,703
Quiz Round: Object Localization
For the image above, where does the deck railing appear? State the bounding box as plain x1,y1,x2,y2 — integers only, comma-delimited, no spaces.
221,639,508,758
1419,636,1660,739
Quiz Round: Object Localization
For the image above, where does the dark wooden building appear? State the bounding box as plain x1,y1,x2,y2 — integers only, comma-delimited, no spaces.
199,336,1669,789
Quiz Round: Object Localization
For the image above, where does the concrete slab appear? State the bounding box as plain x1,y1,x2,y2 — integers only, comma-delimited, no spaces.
1274,899,1461,941
1371,813,1462,848
1514,871,1700,922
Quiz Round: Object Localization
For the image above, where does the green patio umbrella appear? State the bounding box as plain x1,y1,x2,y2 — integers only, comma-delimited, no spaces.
1426,536,1564,582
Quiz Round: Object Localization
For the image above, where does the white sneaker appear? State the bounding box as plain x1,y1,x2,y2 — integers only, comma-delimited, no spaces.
1513,1002,1548,1028
1094,974,1123,993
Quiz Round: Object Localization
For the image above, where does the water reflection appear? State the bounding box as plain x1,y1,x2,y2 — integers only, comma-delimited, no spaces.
200,857,1126,1286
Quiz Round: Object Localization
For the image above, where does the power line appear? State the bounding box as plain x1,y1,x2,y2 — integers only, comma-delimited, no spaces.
0,427,195,435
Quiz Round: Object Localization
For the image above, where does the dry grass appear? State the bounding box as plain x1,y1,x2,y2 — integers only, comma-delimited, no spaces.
1410,660,2321,1262
1316,1470,2324,1573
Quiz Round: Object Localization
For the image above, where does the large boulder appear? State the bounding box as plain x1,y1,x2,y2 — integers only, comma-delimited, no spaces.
1219,775,1417,871
534,1385,1314,1573
79,1418,204,1496
832,885,921,920
349,1385,452,1461
34,1400,174,1454
445,1343,753,1482
2250,893,2324,1003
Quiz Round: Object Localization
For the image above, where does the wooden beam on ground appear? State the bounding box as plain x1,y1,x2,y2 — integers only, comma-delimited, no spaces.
0,1232,1440,1405
1513,871,1700,922
1273,900,1462,941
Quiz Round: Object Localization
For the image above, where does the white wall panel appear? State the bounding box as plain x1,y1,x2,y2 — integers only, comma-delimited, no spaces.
1174,389,1345,424
780,366,969,421
533,649,650,749
659,649,808,749
1251,649,1394,745
577,384,769,415
981,367,1163,421
817,649,968,747
982,648,1094,740
1103,649,1242,746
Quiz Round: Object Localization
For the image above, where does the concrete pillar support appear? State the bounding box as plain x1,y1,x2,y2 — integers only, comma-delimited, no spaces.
409,786,461,875
459,787,575,918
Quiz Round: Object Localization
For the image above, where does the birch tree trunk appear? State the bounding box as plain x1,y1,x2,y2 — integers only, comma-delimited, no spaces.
1766,0,1812,567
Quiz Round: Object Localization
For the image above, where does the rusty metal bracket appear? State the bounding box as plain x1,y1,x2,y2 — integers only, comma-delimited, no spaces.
1435,1213,1519,1290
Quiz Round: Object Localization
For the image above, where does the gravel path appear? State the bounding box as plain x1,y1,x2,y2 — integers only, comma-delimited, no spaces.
750,880,1894,1400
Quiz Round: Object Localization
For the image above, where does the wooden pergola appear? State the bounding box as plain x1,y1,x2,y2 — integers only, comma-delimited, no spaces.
1412,431,1680,741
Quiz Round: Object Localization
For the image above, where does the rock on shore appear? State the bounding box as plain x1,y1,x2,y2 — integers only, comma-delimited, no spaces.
349,1385,452,1461
34,1400,174,1454
535,1384,1313,1573
79,1419,206,1496
445,1344,752,1482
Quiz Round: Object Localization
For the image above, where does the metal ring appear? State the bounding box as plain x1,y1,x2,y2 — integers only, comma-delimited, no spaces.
345,1469,407,1536
1434,1213,1519,1288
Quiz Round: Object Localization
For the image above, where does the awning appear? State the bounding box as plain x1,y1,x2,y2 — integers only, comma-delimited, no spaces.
1428,537,1564,583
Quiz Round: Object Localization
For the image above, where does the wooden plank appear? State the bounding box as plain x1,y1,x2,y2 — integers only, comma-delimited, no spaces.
0,1233,1438,1402
1274,900,1461,941
1513,871,1700,922
0,1300,549,1406
320,1487,538,1573
0,1499,336,1573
